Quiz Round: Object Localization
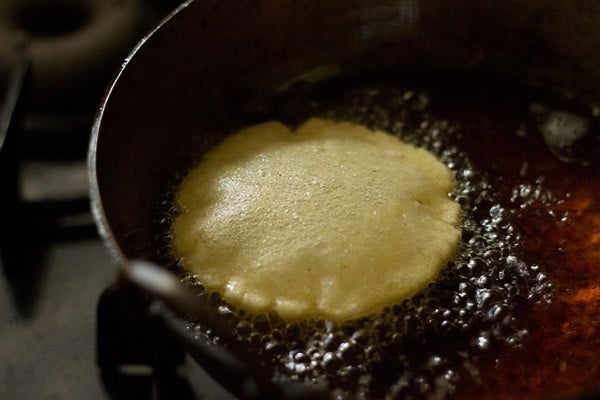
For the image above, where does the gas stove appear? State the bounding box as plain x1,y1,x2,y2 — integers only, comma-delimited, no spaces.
0,1,233,398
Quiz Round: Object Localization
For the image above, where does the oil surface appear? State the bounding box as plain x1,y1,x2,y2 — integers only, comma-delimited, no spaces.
168,75,600,399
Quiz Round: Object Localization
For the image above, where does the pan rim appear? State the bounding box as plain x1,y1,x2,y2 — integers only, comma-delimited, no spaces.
87,0,194,265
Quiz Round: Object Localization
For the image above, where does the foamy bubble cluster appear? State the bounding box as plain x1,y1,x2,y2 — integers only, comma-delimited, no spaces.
176,84,555,399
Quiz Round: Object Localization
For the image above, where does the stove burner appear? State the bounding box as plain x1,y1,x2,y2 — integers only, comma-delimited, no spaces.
17,0,91,38
0,0,169,112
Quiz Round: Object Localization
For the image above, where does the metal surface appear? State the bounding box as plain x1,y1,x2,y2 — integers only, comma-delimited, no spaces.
0,238,116,399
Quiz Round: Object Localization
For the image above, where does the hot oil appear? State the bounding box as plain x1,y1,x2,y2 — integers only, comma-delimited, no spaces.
168,76,600,400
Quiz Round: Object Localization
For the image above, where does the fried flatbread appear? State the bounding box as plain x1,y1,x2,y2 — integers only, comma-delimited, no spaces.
172,118,460,321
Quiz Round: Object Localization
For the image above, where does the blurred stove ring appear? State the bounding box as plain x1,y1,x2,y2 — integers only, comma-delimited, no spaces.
0,0,164,113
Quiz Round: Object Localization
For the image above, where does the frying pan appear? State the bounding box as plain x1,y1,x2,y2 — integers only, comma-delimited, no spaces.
89,1,600,399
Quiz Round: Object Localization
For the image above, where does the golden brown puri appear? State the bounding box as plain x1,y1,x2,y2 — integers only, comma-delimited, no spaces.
172,118,461,321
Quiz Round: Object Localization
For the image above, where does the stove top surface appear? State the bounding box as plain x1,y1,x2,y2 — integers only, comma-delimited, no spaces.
0,233,235,400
